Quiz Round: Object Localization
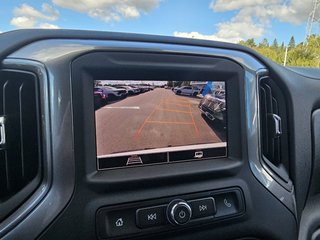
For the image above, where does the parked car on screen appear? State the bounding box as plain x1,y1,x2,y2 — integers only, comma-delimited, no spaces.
116,85,140,95
198,90,226,128
128,86,141,94
173,86,200,96
94,87,109,96
94,88,108,109
128,85,142,93
103,86,128,100
135,85,150,93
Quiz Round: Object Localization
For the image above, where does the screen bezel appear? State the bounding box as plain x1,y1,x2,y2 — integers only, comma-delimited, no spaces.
71,51,244,185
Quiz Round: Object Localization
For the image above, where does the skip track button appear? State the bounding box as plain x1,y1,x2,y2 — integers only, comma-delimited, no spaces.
189,197,216,219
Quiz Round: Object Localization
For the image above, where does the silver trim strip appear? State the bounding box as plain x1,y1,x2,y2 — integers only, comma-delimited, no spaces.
0,116,6,146
9,39,264,72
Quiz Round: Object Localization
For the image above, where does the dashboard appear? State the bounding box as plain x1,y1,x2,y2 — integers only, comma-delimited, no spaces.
0,29,320,240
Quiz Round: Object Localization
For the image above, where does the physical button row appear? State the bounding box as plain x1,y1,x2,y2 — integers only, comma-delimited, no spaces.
98,190,242,238
136,197,216,228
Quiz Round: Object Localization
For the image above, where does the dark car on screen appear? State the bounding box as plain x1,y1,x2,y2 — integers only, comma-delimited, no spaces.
198,90,226,128
94,88,108,109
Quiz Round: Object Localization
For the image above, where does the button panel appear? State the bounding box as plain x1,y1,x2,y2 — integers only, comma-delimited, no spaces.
97,188,245,239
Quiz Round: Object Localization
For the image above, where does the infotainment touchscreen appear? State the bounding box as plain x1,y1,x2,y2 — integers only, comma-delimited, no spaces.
94,81,227,169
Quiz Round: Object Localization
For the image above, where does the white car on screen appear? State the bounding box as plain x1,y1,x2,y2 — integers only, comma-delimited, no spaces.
173,86,200,96
103,86,128,100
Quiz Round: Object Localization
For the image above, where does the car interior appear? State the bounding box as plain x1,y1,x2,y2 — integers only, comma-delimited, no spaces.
0,29,320,240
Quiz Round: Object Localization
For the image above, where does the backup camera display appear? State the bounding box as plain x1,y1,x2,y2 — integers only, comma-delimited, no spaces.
95,80,227,169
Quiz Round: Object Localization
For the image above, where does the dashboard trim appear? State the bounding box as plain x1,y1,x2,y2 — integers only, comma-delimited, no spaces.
9,38,295,213
0,38,296,239
245,69,296,215
8,39,264,72
0,59,75,239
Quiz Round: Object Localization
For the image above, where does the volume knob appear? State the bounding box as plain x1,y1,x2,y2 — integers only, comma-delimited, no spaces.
167,199,192,226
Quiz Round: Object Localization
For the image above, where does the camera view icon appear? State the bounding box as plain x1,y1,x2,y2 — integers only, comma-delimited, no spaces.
126,155,143,165
194,151,203,159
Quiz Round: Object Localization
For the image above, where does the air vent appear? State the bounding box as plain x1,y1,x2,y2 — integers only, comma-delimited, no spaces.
0,70,41,222
259,77,290,184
